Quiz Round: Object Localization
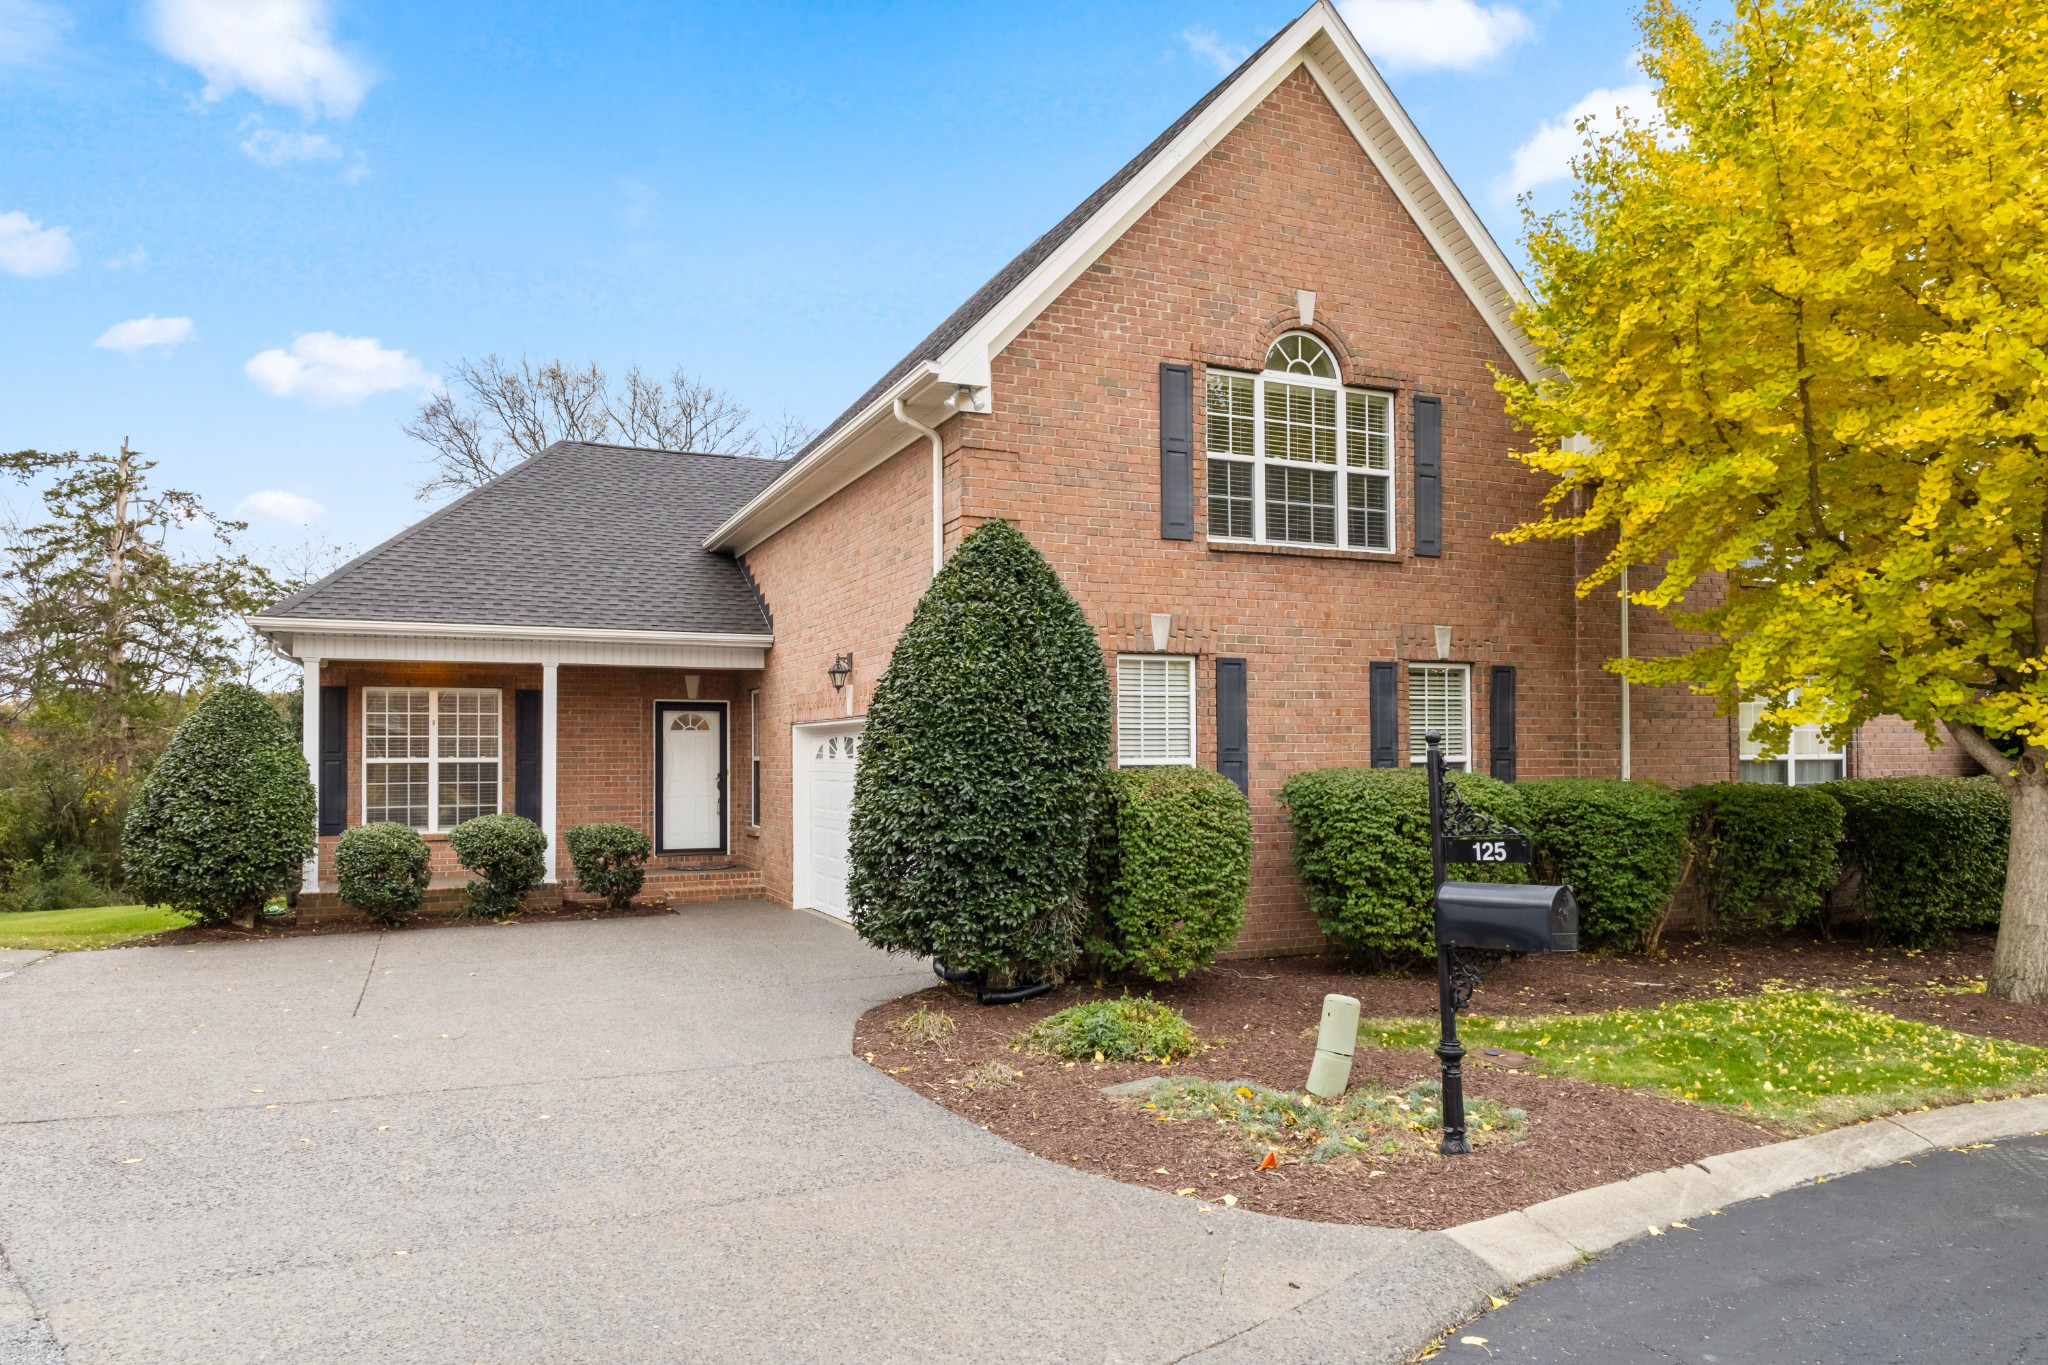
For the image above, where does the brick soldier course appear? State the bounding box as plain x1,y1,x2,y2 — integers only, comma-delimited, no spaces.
254,2,1967,951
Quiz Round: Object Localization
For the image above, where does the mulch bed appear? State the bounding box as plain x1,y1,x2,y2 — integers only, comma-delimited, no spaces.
125,897,676,947
854,932,2048,1230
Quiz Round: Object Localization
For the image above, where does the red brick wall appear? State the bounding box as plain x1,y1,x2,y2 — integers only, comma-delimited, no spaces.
1853,715,1981,778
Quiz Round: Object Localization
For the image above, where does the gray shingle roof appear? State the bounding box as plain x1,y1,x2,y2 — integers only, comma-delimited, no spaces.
258,442,781,636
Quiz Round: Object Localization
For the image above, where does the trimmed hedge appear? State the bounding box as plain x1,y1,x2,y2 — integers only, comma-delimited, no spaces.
565,823,651,909
1820,776,2008,946
848,520,1112,983
448,814,547,921
335,823,432,928
1682,783,1842,933
122,683,315,924
1085,766,1251,981
1520,779,1688,948
1279,767,1528,962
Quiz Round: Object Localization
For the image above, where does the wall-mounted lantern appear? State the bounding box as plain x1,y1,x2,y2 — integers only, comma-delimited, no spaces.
828,653,854,693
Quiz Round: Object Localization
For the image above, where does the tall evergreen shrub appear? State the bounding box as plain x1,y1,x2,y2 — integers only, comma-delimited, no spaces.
847,520,1112,982
1821,776,2008,945
1682,783,1842,933
1086,765,1251,980
122,683,315,924
1520,779,1688,948
1279,767,1528,962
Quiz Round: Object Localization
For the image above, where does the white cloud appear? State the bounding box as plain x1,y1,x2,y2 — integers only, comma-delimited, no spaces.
244,331,433,404
0,209,75,277
147,0,372,118
236,489,325,524
239,125,341,165
1502,83,1657,198
105,247,149,270
94,314,194,354
1337,0,1532,71
1181,26,1248,76
0,0,69,65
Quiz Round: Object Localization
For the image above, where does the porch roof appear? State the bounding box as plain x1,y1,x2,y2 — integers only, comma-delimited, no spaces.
255,442,781,653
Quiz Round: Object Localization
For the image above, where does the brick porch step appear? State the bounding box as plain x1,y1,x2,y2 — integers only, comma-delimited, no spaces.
637,865,767,904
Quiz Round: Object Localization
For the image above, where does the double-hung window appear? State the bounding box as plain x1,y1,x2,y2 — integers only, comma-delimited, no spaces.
1116,657,1195,766
1407,664,1470,771
1738,698,1845,785
363,687,502,832
1206,332,1395,553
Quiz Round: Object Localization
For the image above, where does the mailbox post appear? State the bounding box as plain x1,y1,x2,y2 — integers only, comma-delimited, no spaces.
1424,731,1578,1155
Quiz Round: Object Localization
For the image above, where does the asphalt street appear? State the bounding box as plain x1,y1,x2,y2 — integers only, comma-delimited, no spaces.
1439,1132,2048,1364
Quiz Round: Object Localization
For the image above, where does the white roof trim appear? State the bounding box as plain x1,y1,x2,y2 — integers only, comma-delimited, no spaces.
251,616,774,649
704,0,1536,556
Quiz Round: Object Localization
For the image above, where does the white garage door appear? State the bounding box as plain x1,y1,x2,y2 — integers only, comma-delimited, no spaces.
796,722,863,920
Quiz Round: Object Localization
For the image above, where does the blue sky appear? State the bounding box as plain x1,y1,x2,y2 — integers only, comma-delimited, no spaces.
1,0,1672,560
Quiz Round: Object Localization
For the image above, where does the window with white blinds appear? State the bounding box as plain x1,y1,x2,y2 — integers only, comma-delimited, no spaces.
363,687,501,831
1738,698,1845,785
1117,656,1195,766
1407,664,1470,770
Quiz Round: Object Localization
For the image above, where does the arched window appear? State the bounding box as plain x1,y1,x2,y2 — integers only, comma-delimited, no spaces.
1204,332,1395,552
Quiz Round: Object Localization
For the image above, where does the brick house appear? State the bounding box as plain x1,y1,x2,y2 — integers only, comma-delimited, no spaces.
252,1,1969,948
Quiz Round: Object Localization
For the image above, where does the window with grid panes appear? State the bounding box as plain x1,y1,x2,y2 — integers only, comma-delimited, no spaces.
1407,664,1470,770
1203,333,1395,552
1737,697,1845,786
363,687,501,831
1116,657,1194,766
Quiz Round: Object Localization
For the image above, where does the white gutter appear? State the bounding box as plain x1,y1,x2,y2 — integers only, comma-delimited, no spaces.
893,398,946,576
248,616,774,649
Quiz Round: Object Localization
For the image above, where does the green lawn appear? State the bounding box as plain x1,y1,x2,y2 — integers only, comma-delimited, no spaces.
1362,991,2048,1132
0,904,190,951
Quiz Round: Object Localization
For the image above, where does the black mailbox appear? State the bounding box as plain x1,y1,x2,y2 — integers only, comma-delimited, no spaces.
1436,882,1578,954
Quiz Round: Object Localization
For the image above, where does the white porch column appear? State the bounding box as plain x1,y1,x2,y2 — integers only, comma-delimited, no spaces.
301,654,322,894
541,661,559,882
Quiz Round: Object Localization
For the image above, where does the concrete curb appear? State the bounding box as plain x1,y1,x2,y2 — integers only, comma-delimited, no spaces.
1443,1093,2048,1285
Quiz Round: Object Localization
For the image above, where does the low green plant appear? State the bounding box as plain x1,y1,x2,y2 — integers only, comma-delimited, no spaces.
1278,768,1528,962
563,823,652,909
1520,779,1688,948
1362,991,2048,1132
1821,777,2008,945
1131,1076,1526,1164
1682,783,1843,933
122,683,315,925
335,822,432,928
1086,766,1250,981
1015,995,1200,1062
447,813,547,921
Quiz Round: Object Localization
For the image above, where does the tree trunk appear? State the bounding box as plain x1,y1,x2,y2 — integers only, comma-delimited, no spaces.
1991,770,2048,1004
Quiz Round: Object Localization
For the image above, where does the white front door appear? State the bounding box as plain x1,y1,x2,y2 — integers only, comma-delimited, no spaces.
657,703,726,853
796,721,863,919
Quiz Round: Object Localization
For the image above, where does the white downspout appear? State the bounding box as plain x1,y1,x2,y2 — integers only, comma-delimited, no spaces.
893,398,945,577
301,653,322,895
1619,565,1632,780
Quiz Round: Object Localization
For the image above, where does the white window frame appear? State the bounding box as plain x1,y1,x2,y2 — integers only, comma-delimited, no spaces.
361,686,503,833
1407,664,1471,771
1204,332,1397,554
1738,698,1845,786
1116,656,1196,767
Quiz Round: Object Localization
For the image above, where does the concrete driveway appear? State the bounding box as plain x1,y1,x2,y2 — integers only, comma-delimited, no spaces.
0,903,1502,1364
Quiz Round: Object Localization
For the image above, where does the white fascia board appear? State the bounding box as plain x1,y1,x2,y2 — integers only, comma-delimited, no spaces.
250,616,774,649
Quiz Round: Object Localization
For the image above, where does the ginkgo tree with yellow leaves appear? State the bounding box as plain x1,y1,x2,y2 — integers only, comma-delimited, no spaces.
1497,0,2048,1002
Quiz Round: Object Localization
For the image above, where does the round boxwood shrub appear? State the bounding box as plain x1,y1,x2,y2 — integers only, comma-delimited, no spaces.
1086,766,1250,980
1520,779,1688,948
447,813,548,921
1278,767,1528,963
1820,776,2008,946
564,822,652,909
1016,996,1200,1062
335,822,432,928
1681,782,1843,934
848,519,1112,985
122,682,315,925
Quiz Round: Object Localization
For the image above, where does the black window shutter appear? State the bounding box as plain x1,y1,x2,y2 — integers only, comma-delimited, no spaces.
317,685,347,836
1215,658,1249,796
514,689,542,823
1490,666,1518,782
1369,662,1399,768
1414,394,1442,557
1160,363,1194,541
